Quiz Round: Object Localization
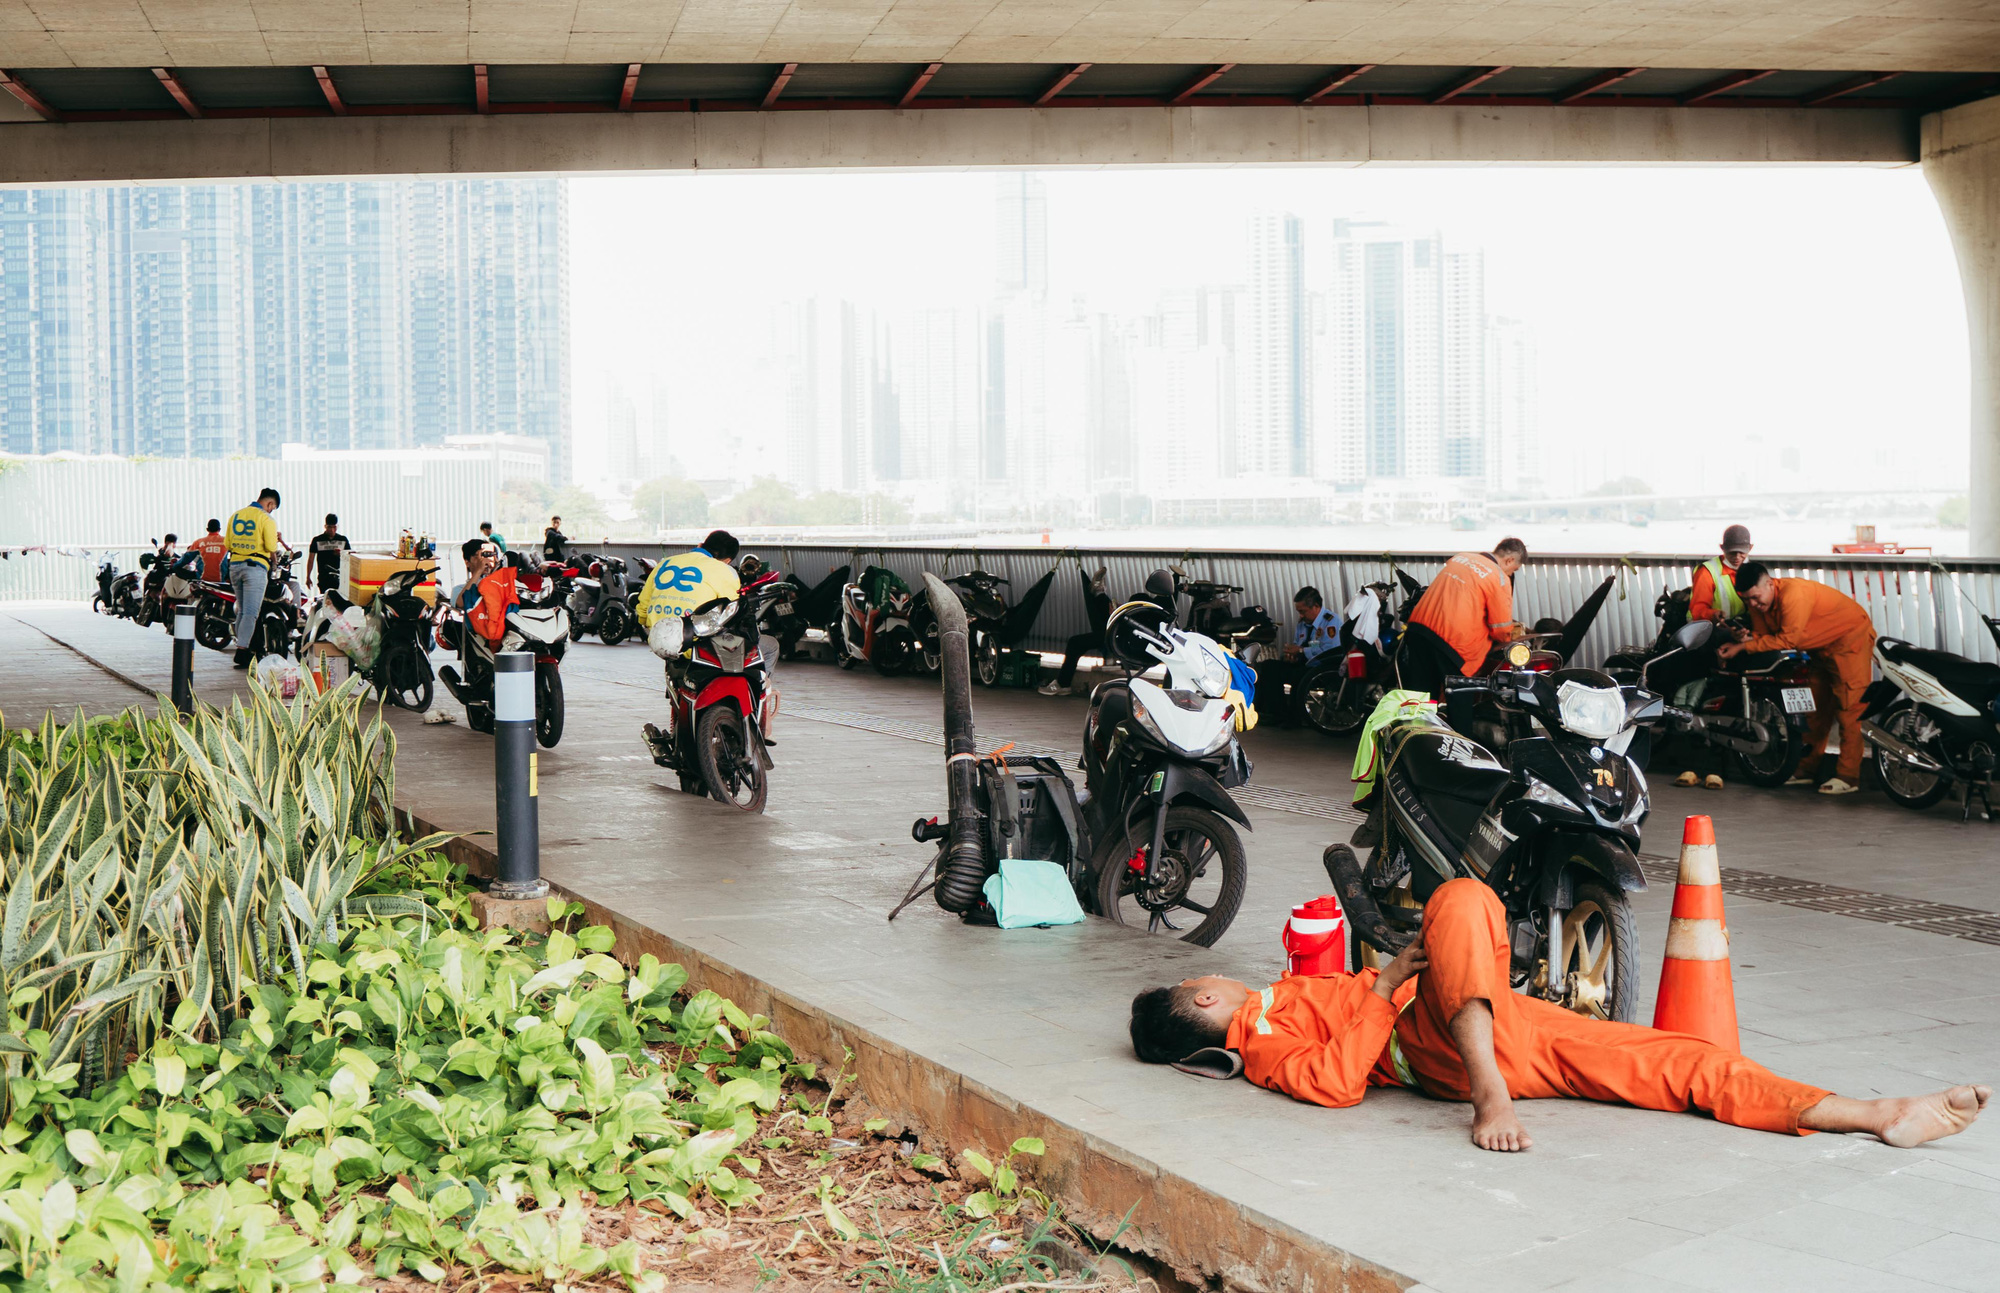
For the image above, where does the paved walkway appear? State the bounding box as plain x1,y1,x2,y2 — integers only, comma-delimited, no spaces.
7,606,1998,1293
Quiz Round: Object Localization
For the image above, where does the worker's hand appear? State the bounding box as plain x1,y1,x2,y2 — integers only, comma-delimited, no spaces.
1716,642,1744,661
1284,644,1301,661
1374,940,1429,999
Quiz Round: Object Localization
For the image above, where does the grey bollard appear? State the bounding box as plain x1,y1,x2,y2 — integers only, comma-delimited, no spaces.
490,652,548,900
172,606,195,714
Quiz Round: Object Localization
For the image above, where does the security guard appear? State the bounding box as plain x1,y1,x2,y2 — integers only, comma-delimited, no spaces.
225,487,282,667
637,529,742,631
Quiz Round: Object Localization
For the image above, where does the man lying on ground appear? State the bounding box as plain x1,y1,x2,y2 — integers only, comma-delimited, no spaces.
1130,879,1987,1152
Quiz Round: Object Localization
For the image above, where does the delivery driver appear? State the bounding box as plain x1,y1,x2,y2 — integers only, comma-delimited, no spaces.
636,529,742,633
1397,537,1527,696
1689,524,1753,623
1717,561,1875,795
225,486,282,668
1130,879,1987,1153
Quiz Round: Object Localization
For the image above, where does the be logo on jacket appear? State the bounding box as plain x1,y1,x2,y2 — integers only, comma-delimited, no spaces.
638,549,741,627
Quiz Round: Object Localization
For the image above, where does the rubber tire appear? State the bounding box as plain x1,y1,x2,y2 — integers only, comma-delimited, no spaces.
1874,702,1951,810
468,705,494,735
913,606,941,674
974,632,1001,687
872,632,912,677
1734,695,1799,787
598,600,633,647
195,611,235,653
1094,805,1246,948
1564,878,1639,1024
382,643,433,713
535,665,565,748
1303,671,1376,736
695,705,768,813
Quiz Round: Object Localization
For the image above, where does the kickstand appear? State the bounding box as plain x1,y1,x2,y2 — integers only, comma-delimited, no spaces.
888,846,944,922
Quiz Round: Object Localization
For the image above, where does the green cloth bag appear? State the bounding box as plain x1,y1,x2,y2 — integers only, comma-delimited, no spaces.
1351,689,1442,803
982,859,1086,929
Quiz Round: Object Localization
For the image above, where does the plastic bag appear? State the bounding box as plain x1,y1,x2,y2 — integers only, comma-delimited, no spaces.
255,654,301,700
980,859,1085,929
648,615,684,660
323,605,382,672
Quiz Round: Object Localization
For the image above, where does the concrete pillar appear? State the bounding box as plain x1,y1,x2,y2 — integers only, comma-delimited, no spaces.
1924,97,2000,557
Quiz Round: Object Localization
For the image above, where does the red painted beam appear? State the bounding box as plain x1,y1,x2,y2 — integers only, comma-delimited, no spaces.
762,62,797,108
1302,64,1374,103
900,61,942,108
1431,66,1510,103
1801,70,1898,106
1681,69,1776,104
152,67,202,117
1557,67,1644,104
0,69,59,121
619,63,641,110
312,65,346,115
1035,62,1090,106
474,63,490,113
1172,63,1235,104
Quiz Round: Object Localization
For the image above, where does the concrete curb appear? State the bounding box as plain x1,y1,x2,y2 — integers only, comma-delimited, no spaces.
398,806,1413,1293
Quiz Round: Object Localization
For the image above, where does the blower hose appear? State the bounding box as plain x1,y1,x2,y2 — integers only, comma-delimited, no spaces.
1321,844,1415,953
924,573,989,913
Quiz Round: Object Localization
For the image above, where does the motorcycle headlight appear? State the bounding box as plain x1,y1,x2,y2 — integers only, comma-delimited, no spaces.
1192,642,1231,699
1131,697,1234,758
1557,680,1626,742
690,602,732,638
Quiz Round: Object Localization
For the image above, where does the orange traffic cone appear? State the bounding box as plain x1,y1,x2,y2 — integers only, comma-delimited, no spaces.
1652,814,1740,1052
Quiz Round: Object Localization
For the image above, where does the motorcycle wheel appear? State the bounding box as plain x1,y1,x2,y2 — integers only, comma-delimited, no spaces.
1304,672,1378,736
913,607,941,674
1555,879,1638,1024
1093,805,1246,947
1874,702,1950,809
872,633,912,678
91,594,107,615
382,643,434,712
535,665,565,748
1734,694,1799,787
598,601,633,647
974,632,1001,687
196,612,234,653
695,706,768,812
833,620,857,670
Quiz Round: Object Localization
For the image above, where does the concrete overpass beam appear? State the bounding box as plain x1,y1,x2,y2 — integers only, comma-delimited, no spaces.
1925,98,2000,557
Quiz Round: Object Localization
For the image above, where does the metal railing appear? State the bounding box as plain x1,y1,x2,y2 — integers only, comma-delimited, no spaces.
599,541,2000,668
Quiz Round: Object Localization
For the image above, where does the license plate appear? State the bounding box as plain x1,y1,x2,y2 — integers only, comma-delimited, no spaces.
1781,686,1816,714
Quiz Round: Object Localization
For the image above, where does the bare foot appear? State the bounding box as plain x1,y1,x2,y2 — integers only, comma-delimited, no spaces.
1878,1085,1990,1148
1471,1100,1533,1152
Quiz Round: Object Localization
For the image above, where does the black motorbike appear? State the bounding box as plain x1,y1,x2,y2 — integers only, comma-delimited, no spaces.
914,566,1057,683
1301,571,1423,736
1177,571,1278,660
306,564,437,711
566,553,637,645
1862,611,2000,821
1325,663,1662,1022
95,555,141,620
761,564,849,660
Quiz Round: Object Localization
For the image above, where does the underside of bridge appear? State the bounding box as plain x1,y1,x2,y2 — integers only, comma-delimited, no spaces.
1,0,1998,552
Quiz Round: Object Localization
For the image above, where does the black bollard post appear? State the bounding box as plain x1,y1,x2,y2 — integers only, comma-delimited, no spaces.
172,606,195,715
490,651,548,901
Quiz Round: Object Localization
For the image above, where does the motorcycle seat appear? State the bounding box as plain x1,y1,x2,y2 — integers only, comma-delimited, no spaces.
1879,638,2000,706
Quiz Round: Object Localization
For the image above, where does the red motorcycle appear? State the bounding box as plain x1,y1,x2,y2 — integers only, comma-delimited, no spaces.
641,570,785,813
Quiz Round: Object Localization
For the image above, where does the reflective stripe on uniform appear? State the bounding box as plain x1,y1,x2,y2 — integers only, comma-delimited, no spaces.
1253,986,1275,1035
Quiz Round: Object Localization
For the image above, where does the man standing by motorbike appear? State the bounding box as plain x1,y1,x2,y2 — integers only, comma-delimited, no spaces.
1253,586,1341,728
543,516,568,564
225,488,281,668
1689,524,1753,623
1398,539,1527,696
1719,562,1876,795
306,514,352,594
637,529,741,634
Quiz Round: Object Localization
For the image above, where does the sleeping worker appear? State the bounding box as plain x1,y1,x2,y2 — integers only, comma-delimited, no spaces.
1129,880,1987,1153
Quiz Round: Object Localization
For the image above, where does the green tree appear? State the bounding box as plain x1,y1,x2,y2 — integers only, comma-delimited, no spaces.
1589,476,1653,498
1939,494,1969,528
548,486,611,539
631,476,710,531
713,477,806,526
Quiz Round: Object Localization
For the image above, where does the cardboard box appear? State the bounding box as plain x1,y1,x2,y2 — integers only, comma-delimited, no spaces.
344,552,439,608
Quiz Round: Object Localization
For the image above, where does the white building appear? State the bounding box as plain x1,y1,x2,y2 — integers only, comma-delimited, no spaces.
1240,212,1308,479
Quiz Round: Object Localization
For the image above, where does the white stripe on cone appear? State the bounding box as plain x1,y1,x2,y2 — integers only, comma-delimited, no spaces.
1664,917,1730,962
1676,842,1720,886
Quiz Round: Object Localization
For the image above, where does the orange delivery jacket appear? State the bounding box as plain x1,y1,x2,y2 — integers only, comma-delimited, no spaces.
1407,552,1516,674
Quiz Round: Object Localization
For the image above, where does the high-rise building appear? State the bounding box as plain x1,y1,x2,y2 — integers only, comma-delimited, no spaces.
0,179,570,479
605,377,639,481
1240,212,1308,479
1485,316,1540,494
779,297,877,493
986,175,1051,504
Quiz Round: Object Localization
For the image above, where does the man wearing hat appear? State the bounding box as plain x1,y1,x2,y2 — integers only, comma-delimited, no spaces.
1689,524,1753,624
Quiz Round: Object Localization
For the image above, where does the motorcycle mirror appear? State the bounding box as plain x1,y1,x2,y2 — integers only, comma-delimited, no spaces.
1144,569,1177,603
1674,619,1716,651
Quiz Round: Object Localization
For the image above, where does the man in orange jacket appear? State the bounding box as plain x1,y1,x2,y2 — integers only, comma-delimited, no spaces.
1716,562,1876,795
1398,538,1526,697
1129,880,1988,1152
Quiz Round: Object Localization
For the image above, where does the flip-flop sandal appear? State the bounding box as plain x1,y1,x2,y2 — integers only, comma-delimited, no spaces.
1673,771,1698,787
1703,774,1725,790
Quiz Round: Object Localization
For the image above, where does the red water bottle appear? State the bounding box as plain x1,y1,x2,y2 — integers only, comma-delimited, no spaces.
1283,895,1350,977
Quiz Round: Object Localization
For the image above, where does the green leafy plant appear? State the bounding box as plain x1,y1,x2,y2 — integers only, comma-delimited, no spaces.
957,1137,1046,1220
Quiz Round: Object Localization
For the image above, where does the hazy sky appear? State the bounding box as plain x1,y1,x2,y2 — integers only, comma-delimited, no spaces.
568,165,1969,500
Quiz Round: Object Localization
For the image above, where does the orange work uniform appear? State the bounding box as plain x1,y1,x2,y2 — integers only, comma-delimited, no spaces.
1227,880,1829,1135
1407,552,1515,674
189,532,228,583
1741,578,1876,785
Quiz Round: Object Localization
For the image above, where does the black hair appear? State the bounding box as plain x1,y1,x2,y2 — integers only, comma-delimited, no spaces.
205,519,220,533
1129,986,1226,1064
461,538,485,562
324,513,338,527
1494,536,1528,561
701,529,741,561
162,533,178,546
1294,585,1322,607
479,521,492,532
1734,560,1773,595
258,487,280,505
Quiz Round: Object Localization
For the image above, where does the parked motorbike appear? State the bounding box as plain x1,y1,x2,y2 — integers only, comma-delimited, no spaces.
1862,611,2000,821
624,555,655,625
1603,609,1813,786
834,565,920,676
1443,575,1617,755
1324,664,1662,1022
641,570,787,812
565,553,637,645
1081,574,1254,946
303,564,437,711
1300,571,1423,736
1176,569,1278,662
133,543,192,630
438,585,570,747
95,554,143,620
913,567,1059,684
191,551,303,658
